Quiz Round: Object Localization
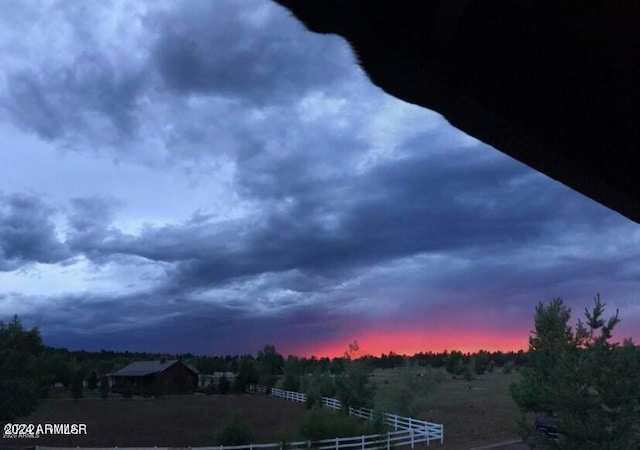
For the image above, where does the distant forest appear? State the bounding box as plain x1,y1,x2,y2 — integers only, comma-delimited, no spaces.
43,344,525,380
0,314,523,421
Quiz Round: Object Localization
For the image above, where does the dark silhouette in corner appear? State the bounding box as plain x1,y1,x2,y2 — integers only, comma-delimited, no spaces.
273,0,640,223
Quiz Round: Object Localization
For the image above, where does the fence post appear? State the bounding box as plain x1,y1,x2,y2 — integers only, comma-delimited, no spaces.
410,427,414,449
386,432,390,450
361,435,365,450
394,416,398,431
440,424,444,444
335,436,339,450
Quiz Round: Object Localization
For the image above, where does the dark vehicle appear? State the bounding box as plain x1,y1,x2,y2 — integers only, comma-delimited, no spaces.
535,413,560,440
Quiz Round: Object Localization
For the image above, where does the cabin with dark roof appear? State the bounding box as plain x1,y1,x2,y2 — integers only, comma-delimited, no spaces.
110,360,199,395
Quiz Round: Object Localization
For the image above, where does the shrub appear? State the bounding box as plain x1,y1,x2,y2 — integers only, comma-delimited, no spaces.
218,374,230,394
71,372,83,400
367,410,388,435
205,382,216,396
281,372,300,392
305,392,319,409
335,360,375,413
302,371,336,409
374,365,438,417
86,371,99,390
298,408,339,441
99,375,109,399
502,361,515,375
298,407,384,442
215,416,254,446
36,374,55,399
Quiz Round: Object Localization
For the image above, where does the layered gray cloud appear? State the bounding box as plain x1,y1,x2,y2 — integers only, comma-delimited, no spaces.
0,0,638,355
0,193,70,270
151,0,352,102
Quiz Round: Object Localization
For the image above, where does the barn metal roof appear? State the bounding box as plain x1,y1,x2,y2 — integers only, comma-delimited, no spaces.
112,360,199,377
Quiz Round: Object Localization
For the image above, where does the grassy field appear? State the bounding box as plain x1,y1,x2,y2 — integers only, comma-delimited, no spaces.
17,392,384,448
371,368,525,450
18,394,314,447
16,370,524,450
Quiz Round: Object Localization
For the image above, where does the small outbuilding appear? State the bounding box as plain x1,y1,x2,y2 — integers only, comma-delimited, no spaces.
198,371,236,389
110,359,199,395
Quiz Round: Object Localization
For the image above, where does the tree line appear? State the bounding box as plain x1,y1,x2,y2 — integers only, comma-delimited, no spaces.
0,315,522,421
2,295,639,449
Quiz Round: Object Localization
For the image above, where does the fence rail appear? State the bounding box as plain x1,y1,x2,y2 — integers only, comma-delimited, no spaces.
36,429,429,450
322,396,342,410
270,387,307,403
248,384,267,395
36,428,439,450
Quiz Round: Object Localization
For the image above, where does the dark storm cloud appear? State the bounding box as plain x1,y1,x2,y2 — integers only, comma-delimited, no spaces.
0,193,69,270
24,286,356,355
150,0,353,104
0,0,149,148
2,0,355,159
2,0,639,355
5,58,146,146
68,197,122,233
65,196,132,264
64,137,622,301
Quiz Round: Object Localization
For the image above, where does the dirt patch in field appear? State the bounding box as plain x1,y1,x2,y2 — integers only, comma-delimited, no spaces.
16,394,314,447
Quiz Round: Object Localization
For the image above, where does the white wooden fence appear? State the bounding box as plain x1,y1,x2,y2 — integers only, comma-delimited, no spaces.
270,387,307,403
37,429,430,450
37,429,431,450
321,396,341,410
248,384,444,446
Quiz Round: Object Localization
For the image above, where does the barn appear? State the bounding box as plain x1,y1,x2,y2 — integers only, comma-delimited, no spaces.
110,360,199,395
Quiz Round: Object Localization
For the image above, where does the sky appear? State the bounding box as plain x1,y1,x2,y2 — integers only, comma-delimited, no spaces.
1,0,639,358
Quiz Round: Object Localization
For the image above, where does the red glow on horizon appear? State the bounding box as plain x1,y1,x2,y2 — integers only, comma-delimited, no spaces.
288,328,528,358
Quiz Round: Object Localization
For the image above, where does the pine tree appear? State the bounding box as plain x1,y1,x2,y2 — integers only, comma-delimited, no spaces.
335,341,375,413
511,296,640,449
0,315,44,420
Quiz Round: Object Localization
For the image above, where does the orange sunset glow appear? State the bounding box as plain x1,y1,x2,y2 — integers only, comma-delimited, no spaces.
289,328,528,358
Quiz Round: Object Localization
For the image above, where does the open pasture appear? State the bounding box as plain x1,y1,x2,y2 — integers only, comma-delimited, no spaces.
20,394,311,447
19,371,524,450
371,368,524,450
